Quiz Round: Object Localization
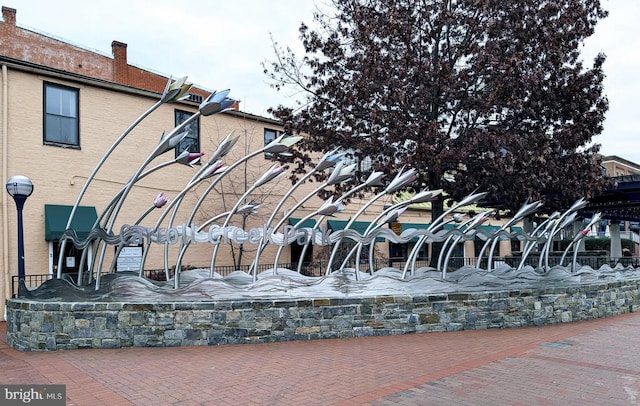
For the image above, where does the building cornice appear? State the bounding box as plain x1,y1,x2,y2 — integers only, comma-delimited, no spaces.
0,55,282,126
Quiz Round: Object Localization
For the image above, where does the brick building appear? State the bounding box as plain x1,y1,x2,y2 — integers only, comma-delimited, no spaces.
0,6,327,317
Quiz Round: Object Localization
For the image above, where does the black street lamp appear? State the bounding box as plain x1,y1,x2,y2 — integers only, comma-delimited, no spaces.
5,175,34,280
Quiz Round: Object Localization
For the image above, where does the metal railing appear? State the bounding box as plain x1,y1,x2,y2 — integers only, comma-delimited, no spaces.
12,255,638,298
11,273,54,298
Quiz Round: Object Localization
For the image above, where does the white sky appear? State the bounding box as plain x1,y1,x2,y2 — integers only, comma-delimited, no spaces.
4,0,639,163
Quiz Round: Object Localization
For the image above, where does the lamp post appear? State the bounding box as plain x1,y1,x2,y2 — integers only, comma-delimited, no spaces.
5,175,34,280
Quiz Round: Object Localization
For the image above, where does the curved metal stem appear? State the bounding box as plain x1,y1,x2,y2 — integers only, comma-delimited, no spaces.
174,211,230,276
169,150,264,276
326,190,387,278
251,170,319,276
273,209,323,272
94,113,200,288
441,235,463,279
252,181,326,279
290,182,370,275
107,204,156,274
58,100,163,279
402,216,459,279
402,194,485,278
517,214,559,270
210,183,266,278
79,158,178,279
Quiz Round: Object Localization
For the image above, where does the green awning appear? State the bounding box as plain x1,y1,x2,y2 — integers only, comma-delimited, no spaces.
398,223,502,241
477,225,500,233
327,219,386,242
400,222,431,242
44,204,98,241
401,222,431,232
288,217,317,228
400,223,467,232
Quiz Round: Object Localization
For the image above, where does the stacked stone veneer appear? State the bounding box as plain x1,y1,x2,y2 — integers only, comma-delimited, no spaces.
6,280,640,351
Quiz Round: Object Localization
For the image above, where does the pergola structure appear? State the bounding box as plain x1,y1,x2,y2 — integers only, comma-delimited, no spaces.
581,174,640,222
580,174,640,259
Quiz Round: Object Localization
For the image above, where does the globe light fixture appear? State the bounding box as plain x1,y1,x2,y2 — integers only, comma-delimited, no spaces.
5,175,34,281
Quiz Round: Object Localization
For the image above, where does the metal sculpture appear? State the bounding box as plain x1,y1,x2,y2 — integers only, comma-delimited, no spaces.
52,77,612,301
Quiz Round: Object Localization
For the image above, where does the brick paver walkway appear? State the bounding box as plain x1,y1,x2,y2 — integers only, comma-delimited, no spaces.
2,313,640,405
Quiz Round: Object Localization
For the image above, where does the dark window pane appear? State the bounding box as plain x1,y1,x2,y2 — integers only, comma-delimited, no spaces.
264,129,277,146
264,128,278,158
175,110,200,157
44,83,79,147
45,115,78,145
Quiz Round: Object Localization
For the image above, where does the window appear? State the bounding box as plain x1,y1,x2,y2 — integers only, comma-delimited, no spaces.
174,110,200,157
264,128,279,158
44,82,79,147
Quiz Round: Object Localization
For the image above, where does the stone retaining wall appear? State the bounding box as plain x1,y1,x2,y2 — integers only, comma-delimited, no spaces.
6,280,639,351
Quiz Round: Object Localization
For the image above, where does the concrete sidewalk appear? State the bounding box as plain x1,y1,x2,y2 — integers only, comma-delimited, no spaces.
1,312,640,405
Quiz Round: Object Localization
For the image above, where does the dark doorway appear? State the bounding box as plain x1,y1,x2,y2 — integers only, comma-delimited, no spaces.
291,243,314,274
53,240,85,283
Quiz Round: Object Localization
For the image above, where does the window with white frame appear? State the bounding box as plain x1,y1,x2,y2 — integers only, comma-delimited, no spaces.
44,82,79,147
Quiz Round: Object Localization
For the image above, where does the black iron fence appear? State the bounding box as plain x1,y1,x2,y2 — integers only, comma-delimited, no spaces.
11,273,54,298
12,255,637,298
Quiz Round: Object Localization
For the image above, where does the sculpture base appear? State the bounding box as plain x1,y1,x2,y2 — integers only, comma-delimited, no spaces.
6,279,639,351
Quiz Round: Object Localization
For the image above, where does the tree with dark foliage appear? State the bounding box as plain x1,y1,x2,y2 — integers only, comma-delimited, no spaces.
264,0,611,220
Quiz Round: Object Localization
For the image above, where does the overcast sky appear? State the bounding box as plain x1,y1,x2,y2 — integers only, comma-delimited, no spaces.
4,0,639,164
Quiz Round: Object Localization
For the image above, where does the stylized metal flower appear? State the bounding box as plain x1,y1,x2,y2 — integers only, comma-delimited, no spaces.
254,164,287,187
176,150,205,166
407,189,441,204
160,76,192,103
364,171,386,187
317,197,344,216
575,212,602,241
209,132,240,163
327,161,357,185
155,130,189,157
315,148,345,171
264,134,303,154
385,168,418,194
236,201,260,216
512,200,544,222
466,211,492,229
199,89,235,116
153,192,168,208
455,191,489,209
383,207,406,223
200,160,227,180
568,197,588,212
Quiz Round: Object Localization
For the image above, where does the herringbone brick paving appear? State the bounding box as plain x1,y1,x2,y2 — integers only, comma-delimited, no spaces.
1,312,640,405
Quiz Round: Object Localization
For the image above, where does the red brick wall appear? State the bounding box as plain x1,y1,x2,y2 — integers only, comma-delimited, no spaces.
0,6,218,99
0,7,115,82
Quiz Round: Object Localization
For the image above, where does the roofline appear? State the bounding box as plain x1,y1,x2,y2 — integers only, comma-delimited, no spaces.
0,54,159,97
0,55,282,125
601,155,640,172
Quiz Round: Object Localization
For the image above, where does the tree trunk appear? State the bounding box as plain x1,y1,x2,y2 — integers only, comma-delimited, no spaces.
429,195,444,269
